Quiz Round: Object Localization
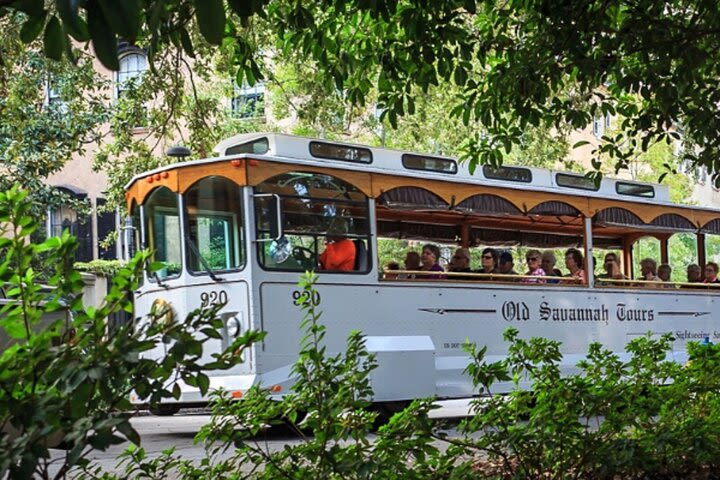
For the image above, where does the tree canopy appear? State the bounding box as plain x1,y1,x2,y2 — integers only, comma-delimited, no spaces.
2,0,719,181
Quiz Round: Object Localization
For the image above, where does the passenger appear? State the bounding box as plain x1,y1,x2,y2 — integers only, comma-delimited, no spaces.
704,262,720,284
448,247,474,280
384,261,400,280
657,263,676,289
686,264,702,284
564,248,586,284
418,243,445,279
318,220,356,271
638,258,660,284
478,247,499,279
497,251,518,279
522,249,546,284
597,253,627,286
541,251,562,283
399,251,421,279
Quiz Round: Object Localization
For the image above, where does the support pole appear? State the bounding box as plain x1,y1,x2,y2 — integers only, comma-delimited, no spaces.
698,233,706,268
623,236,634,279
583,217,594,287
660,236,669,265
460,223,470,248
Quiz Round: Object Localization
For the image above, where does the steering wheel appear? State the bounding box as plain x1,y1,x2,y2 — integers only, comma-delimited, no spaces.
292,246,316,270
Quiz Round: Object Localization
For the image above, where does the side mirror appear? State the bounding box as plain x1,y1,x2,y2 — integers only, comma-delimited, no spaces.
254,193,284,242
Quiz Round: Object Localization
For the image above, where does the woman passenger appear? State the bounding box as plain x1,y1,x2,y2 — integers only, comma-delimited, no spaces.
564,248,585,284
419,244,445,279
704,262,719,283
541,251,562,284
478,247,498,278
522,249,546,284
638,258,660,284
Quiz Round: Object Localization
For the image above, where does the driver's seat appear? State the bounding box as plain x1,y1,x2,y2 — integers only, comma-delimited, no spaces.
353,240,368,271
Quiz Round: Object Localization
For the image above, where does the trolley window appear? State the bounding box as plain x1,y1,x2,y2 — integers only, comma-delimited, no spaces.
184,176,244,274
309,141,372,164
402,154,457,174
225,137,268,155
616,182,655,198
483,165,532,183
143,187,182,280
255,171,371,272
556,173,600,191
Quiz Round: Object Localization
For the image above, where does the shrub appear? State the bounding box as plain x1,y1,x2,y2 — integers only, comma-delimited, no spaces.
0,186,260,479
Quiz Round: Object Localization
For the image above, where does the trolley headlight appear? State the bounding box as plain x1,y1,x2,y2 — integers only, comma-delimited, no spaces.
151,298,175,326
225,316,242,338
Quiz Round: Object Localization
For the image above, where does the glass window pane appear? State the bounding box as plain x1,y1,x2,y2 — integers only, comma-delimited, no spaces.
616,182,655,198
483,165,532,183
144,187,182,279
309,141,372,163
255,172,370,272
556,173,599,191
184,177,244,273
402,154,457,174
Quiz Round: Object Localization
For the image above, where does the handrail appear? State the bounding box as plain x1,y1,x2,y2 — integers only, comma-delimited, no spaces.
381,269,720,290
382,269,583,283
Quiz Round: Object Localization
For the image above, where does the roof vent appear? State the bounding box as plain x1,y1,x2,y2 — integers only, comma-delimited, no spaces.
166,146,191,159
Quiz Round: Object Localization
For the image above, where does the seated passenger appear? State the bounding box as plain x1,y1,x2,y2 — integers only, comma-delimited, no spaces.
418,243,445,279
638,258,661,284
541,251,562,284
686,263,702,285
657,264,674,288
564,248,586,284
597,253,628,286
399,251,421,279
497,251,518,279
704,262,720,284
478,247,499,279
318,219,356,271
384,261,400,279
448,247,474,280
522,249,546,284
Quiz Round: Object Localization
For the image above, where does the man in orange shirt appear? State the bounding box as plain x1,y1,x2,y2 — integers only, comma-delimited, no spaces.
319,236,356,271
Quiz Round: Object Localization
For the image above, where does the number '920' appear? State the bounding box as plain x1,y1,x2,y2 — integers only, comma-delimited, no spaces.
292,290,321,306
200,290,228,307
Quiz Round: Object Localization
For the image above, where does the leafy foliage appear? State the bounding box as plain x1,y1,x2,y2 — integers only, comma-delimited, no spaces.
0,12,109,217
0,185,261,479
4,1,720,181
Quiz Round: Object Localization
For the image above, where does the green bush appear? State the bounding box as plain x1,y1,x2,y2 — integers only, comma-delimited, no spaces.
74,259,127,277
460,329,720,478
0,186,261,479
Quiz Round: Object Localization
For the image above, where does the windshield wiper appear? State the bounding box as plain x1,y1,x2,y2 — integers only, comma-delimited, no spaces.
185,234,224,282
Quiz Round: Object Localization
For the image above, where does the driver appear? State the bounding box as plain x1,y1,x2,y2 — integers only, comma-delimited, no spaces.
319,218,356,271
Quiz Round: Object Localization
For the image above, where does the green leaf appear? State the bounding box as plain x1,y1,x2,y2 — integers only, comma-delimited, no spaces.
43,16,64,61
179,27,195,58
20,11,47,43
97,0,141,40
87,0,119,70
228,0,253,17
194,0,225,46
572,140,590,148
57,0,90,41
11,0,44,16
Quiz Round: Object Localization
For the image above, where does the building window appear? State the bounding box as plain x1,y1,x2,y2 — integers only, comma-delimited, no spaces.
48,197,93,262
592,115,605,138
116,51,147,99
232,82,265,119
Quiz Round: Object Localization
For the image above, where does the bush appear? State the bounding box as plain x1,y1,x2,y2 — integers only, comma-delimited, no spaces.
0,186,261,479
460,328,720,479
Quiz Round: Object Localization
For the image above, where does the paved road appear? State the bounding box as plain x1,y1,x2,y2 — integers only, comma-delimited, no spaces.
52,399,473,477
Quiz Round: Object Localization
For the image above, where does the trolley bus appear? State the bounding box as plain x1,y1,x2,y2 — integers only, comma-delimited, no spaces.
124,132,720,412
